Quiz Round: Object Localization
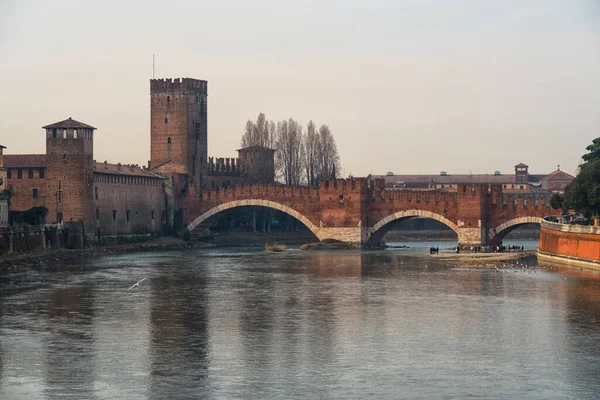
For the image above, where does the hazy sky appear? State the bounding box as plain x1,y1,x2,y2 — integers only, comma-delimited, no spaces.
1,0,599,177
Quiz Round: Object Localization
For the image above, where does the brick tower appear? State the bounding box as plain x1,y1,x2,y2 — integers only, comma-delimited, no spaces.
150,78,208,188
43,118,96,238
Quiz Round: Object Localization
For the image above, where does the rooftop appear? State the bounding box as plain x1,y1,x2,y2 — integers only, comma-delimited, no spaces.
42,117,97,130
94,162,162,178
4,154,47,167
236,145,276,152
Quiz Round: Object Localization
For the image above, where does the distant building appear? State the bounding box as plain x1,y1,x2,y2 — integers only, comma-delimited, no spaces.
368,163,574,194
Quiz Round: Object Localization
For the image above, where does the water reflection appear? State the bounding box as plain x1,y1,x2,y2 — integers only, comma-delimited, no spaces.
44,285,95,399
0,246,599,399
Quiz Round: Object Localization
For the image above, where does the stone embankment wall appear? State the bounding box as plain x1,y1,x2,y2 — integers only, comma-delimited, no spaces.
538,220,600,270
0,223,83,256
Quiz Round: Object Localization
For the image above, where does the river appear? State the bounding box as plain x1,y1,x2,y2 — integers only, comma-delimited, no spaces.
1,240,600,399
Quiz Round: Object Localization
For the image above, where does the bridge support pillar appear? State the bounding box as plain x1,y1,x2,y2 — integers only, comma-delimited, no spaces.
457,227,486,247
316,227,367,248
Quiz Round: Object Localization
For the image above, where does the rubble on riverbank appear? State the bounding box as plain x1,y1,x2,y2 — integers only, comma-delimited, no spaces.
431,251,538,268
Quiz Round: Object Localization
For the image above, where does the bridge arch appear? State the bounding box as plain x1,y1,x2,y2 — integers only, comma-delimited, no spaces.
186,199,321,239
367,210,459,246
488,216,542,244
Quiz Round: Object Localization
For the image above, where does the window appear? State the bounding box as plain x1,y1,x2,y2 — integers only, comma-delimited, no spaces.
17,169,22,179
167,137,172,144
503,184,507,188
57,180,62,204
57,212,63,224
167,96,170,103
52,128,57,138
7,169,11,179
165,118,168,124
28,169,33,179
73,129,78,139
126,210,130,223
519,185,524,190
62,153,67,160
95,186,98,200
96,208,99,219
112,210,117,221
32,188,38,198
63,129,67,139
195,95,198,102
39,168,45,179
151,210,155,220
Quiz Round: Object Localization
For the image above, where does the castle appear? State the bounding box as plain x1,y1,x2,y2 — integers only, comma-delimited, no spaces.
0,78,275,241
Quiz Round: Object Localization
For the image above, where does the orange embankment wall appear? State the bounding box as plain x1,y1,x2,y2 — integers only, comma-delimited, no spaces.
539,221,600,262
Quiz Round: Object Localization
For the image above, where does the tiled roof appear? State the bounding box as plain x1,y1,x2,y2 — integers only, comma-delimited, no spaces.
4,154,47,167
514,163,529,168
542,169,575,181
236,145,276,152
42,117,96,130
93,162,162,178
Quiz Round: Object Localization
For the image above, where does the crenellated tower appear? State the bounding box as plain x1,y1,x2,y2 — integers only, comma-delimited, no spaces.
150,78,207,188
43,118,96,236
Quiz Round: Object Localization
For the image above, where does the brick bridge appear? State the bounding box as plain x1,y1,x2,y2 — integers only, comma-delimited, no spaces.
182,178,557,247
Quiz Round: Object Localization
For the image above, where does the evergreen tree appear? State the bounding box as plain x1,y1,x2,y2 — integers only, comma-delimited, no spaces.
564,137,600,219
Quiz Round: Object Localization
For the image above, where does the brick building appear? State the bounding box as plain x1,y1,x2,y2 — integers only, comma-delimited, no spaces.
149,78,276,189
3,77,276,242
4,118,166,242
369,163,574,194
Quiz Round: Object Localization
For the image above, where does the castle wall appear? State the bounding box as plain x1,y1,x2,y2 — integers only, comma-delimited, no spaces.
93,172,165,242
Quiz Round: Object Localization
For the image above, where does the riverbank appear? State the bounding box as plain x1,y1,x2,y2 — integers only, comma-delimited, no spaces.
431,251,537,268
0,237,215,272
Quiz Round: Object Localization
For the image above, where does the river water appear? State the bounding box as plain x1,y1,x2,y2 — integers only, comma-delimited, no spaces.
1,240,600,399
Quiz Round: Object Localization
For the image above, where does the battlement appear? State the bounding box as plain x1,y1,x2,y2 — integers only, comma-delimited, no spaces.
319,178,369,192
207,157,247,175
150,78,207,94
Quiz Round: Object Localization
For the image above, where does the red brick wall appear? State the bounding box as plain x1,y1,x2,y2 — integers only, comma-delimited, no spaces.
94,173,165,237
183,178,368,231
6,167,46,211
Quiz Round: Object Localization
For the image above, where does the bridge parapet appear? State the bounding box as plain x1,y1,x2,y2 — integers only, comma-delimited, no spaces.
371,189,458,204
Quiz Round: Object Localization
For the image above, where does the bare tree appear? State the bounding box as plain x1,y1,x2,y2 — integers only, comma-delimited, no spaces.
303,120,320,186
276,118,304,185
241,113,276,149
316,124,340,181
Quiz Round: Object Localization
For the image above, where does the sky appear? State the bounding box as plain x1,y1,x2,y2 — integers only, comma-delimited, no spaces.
0,0,599,177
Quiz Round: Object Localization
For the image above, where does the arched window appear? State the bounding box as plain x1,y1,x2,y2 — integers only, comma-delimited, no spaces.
167,137,172,144
73,129,78,139
62,153,67,159
63,130,67,139
195,96,198,102
52,128,57,139
167,96,170,103
165,118,168,124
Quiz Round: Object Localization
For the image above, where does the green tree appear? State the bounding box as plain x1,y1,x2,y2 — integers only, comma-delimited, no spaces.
563,158,600,219
549,193,564,210
582,137,600,163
